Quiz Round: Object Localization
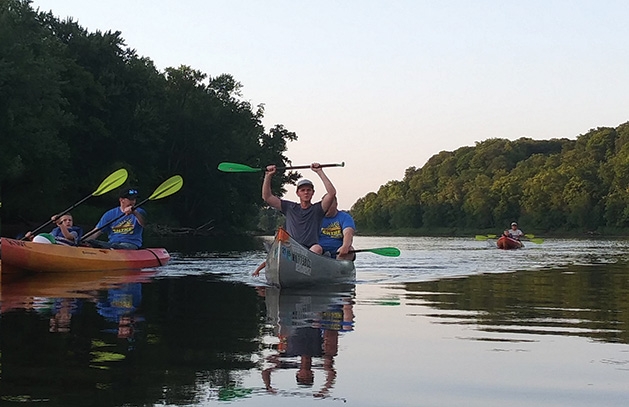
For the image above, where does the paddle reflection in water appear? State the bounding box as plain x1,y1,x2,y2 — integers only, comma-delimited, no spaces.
257,284,355,400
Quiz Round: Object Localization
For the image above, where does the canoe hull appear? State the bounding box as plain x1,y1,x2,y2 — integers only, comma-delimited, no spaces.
1,237,170,273
265,228,356,288
497,235,524,250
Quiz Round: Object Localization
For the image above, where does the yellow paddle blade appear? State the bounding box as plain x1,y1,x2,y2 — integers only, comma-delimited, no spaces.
93,169,128,196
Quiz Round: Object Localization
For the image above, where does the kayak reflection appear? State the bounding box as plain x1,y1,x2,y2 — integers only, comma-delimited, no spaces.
257,284,355,399
0,269,154,341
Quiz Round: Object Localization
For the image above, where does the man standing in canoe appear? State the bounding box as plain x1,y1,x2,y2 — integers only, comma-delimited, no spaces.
262,162,337,254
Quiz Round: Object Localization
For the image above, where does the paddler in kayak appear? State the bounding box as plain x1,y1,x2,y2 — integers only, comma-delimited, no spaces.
503,222,524,240
83,188,146,249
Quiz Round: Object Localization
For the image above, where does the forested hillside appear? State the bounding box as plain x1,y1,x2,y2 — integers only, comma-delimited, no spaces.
351,123,629,234
0,0,298,233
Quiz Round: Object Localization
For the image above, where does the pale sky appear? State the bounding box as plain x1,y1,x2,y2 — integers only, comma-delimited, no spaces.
32,0,629,210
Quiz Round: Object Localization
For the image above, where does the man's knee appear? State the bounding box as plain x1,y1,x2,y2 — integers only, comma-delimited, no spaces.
310,244,323,254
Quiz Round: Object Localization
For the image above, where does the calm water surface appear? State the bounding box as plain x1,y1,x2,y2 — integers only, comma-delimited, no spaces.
2,235,629,406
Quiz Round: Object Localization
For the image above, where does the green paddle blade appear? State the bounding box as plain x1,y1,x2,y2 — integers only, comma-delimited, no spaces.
528,238,544,244
351,247,400,257
218,162,261,173
93,168,128,196
525,233,535,239
370,247,401,257
148,175,184,200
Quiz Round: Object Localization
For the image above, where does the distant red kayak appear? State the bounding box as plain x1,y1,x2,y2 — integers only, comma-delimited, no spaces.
496,235,524,250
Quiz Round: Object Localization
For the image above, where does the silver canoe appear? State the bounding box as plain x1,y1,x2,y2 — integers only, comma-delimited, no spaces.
265,227,356,288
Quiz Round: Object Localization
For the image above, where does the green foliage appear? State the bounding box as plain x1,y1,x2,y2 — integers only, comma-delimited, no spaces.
0,0,296,233
351,130,629,234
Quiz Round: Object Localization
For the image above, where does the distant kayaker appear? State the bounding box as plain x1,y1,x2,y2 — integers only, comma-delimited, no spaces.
262,162,337,254
319,196,356,260
503,222,524,240
83,188,146,249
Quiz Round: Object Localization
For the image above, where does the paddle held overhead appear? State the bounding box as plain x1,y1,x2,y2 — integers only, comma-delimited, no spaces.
218,162,345,173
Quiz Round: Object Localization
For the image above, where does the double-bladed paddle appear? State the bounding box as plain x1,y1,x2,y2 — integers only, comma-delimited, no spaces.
475,234,497,240
475,233,544,244
23,168,128,240
218,162,345,173
343,247,401,257
80,175,184,242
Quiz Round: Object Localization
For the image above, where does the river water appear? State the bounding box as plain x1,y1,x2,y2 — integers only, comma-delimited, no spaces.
1,235,629,406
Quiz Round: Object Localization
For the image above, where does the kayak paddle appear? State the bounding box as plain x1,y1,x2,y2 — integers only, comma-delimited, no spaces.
23,168,128,240
475,234,497,240
218,162,345,173
80,175,184,242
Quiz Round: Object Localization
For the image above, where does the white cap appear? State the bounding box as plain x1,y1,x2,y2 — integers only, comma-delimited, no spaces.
296,178,314,188
511,222,517,226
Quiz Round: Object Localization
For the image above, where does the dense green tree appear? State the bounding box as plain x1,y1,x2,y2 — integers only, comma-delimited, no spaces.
1,0,297,234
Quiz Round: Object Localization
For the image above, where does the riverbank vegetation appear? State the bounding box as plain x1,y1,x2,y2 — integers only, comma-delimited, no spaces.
351,124,629,236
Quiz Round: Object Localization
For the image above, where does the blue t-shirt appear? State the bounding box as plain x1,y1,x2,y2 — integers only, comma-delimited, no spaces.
51,225,83,245
319,211,356,254
280,200,325,248
96,207,146,248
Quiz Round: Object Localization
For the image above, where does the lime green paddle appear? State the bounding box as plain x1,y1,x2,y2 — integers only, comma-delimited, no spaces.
80,175,183,242
24,168,128,239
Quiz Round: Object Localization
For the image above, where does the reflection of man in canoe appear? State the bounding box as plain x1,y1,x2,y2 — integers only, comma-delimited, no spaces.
262,162,337,253
260,299,354,397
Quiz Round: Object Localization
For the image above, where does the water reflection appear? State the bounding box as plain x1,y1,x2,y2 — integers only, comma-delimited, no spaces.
403,263,629,344
256,285,355,400
0,272,264,406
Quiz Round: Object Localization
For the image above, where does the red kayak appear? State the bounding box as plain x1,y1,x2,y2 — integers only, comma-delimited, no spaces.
1,237,170,273
496,235,524,250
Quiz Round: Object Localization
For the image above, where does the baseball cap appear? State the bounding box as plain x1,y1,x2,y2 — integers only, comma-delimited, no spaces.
120,188,139,199
511,222,517,226
296,179,314,189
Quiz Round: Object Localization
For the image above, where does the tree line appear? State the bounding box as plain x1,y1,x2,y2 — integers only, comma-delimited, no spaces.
350,122,629,234
0,0,300,234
